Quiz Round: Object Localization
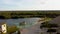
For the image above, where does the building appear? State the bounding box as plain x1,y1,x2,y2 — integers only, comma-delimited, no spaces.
0,22,7,34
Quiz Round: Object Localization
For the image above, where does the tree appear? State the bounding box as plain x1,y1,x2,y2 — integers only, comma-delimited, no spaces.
47,29,56,34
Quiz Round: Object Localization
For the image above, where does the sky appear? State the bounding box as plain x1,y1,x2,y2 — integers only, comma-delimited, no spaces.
0,0,60,10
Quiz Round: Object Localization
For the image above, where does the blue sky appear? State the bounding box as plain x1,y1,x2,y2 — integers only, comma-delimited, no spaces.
0,0,60,10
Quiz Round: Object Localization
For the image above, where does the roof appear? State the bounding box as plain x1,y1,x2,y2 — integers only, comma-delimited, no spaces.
49,16,60,25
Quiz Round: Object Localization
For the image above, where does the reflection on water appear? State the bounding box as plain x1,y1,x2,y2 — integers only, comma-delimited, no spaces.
0,18,40,28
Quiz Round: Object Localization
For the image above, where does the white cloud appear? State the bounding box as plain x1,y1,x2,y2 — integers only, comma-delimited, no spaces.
1,0,60,10
0,0,47,10
2,0,12,4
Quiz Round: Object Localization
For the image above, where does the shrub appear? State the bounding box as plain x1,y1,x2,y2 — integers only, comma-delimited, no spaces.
47,29,56,32
7,25,19,34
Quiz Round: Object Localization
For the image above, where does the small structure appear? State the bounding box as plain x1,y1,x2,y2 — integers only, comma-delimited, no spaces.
0,22,7,34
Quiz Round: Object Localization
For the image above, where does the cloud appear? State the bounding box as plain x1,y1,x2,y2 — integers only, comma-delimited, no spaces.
2,0,46,5
1,0,60,10
0,0,47,10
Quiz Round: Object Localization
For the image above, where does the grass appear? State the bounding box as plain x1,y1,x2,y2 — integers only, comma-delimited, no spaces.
44,17,53,21
7,25,19,34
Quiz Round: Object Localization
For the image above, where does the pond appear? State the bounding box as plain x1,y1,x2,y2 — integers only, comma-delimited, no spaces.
0,18,41,28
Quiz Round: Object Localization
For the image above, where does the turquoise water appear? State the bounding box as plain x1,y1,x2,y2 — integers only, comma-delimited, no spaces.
0,18,40,28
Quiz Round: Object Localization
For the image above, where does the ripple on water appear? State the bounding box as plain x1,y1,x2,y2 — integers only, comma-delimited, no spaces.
0,18,40,28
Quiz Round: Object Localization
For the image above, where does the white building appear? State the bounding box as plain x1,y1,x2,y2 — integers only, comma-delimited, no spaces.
0,23,7,34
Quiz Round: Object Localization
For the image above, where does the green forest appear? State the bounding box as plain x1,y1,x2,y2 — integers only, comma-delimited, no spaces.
0,11,60,19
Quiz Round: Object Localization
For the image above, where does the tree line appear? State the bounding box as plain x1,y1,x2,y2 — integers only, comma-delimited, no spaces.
0,12,60,19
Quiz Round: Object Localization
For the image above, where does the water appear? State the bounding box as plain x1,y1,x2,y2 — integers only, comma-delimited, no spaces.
0,18,40,28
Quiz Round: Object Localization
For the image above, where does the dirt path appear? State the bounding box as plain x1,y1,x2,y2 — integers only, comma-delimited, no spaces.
21,21,44,34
